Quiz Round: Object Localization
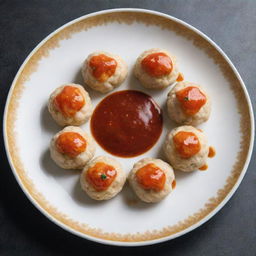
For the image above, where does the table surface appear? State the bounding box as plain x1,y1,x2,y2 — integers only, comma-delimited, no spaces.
0,1,255,255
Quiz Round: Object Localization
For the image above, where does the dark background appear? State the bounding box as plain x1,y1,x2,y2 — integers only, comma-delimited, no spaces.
0,0,255,255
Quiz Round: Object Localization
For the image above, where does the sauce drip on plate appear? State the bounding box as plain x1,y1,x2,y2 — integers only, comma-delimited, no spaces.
199,164,208,171
54,86,85,117
136,163,166,191
173,131,201,158
208,146,216,158
89,54,117,82
141,52,173,77
176,73,184,82
86,162,117,191
176,86,206,115
56,132,86,158
172,180,176,189
91,90,163,157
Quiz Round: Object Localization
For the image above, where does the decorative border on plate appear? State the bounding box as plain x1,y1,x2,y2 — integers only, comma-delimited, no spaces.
5,11,251,242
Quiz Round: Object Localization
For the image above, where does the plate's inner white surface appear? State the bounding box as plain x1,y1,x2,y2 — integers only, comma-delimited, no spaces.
16,22,240,234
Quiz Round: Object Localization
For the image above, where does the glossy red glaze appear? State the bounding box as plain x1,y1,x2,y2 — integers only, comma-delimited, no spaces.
56,132,86,158
176,86,206,115
141,52,173,77
173,131,201,158
136,163,166,191
89,54,117,82
86,162,117,191
54,86,85,117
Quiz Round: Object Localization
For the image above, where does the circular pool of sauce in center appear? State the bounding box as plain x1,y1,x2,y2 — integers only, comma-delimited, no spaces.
91,90,163,157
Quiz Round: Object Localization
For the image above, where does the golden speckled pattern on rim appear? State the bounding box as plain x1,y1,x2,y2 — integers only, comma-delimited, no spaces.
5,11,251,242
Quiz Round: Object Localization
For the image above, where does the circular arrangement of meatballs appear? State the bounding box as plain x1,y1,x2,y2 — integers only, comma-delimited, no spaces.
50,126,95,169
129,158,175,203
82,51,128,93
48,83,93,126
47,49,213,203
80,156,126,200
134,48,179,89
164,126,209,172
167,81,211,126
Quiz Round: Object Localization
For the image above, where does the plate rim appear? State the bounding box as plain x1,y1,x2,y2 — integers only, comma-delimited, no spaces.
3,8,255,246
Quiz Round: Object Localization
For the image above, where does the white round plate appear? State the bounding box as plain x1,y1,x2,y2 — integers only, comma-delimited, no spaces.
3,9,254,246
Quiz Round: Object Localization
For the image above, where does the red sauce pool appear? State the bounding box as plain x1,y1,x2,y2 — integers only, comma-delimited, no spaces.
90,90,163,157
